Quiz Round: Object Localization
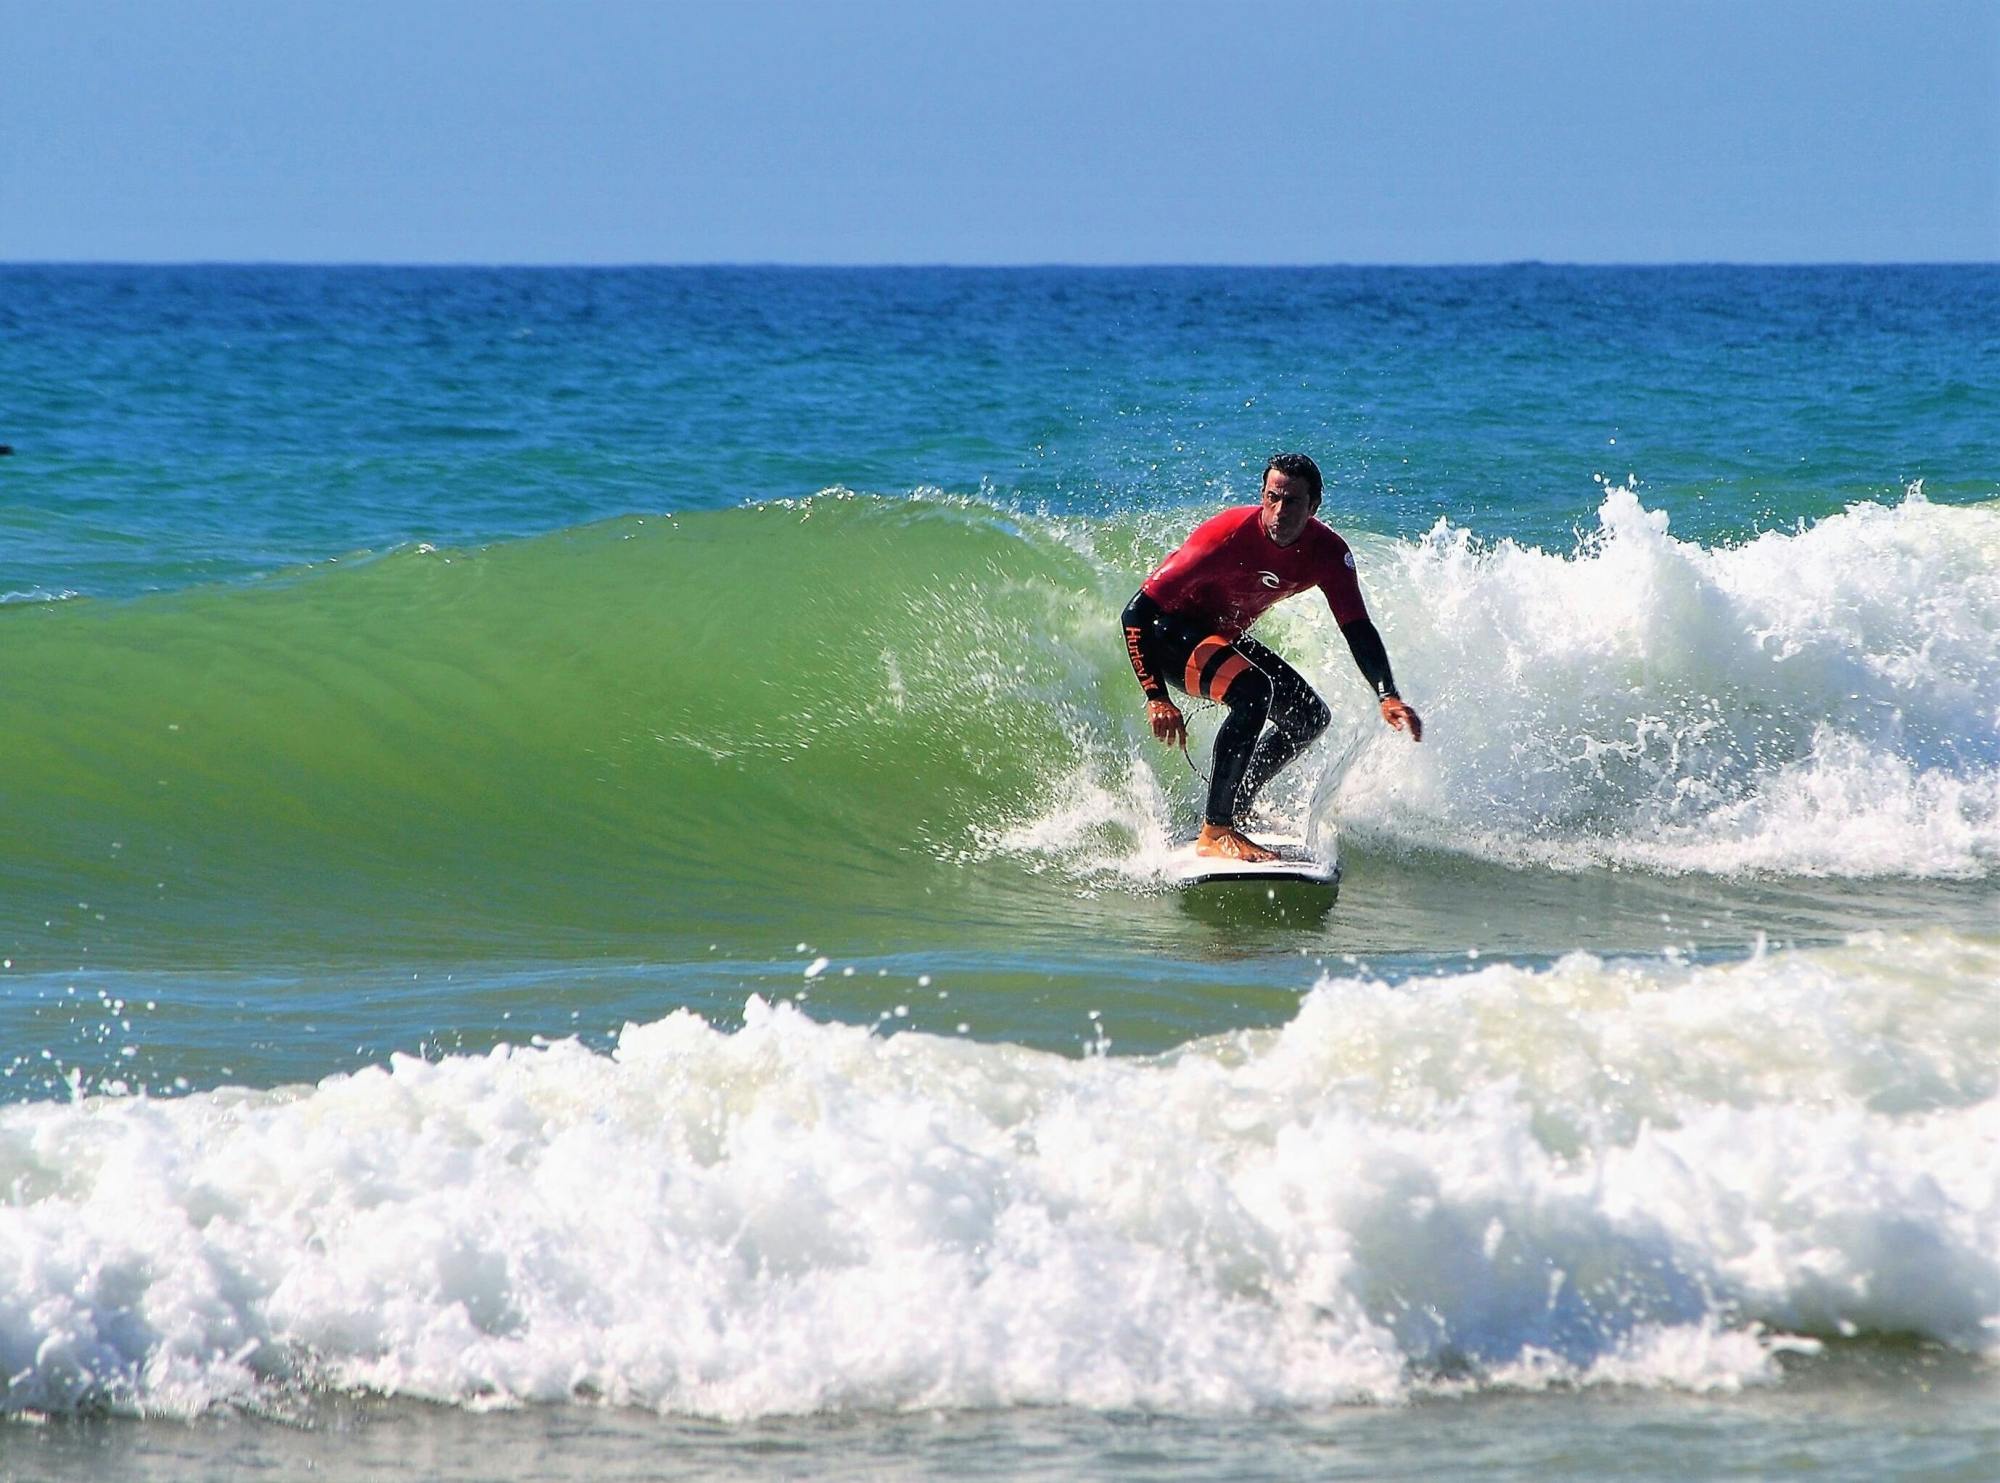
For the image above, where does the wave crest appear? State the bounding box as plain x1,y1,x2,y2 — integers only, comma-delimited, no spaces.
2,929,1994,1418
1324,486,2000,876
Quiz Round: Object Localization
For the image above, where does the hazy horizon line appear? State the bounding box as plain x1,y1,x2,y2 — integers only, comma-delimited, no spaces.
6,257,1997,272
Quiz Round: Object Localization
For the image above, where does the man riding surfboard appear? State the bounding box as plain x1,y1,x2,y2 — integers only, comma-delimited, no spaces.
1121,452,1422,862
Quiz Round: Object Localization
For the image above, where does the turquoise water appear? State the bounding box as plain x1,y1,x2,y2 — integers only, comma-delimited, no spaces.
1,266,1997,1478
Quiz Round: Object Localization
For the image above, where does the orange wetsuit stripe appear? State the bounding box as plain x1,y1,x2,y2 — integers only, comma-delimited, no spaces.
1206,652,1251,700
1184,636,1230,698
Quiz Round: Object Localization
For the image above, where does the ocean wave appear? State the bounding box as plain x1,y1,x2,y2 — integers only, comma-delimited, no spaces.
4,486,1994,967
2,929,1993,1418
0,494,1107,954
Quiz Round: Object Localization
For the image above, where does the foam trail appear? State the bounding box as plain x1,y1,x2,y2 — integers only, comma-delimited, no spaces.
2,930,1995,1419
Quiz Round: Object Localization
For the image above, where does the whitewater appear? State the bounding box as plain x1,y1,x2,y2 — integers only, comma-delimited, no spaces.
2,926,1996,1425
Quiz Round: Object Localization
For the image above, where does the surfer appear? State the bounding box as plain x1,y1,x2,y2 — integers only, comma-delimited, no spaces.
1122,453,1422,862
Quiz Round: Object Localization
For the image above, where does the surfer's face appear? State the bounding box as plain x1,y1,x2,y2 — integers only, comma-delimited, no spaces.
1259,469,1316,547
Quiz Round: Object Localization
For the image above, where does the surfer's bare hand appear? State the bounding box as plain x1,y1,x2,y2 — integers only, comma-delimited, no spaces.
1381,697,1423,741
1148,699,1187,748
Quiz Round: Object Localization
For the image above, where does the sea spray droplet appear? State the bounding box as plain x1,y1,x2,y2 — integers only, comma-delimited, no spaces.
803,956,830,979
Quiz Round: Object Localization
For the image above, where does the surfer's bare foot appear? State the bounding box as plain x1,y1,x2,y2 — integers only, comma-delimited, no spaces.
1195,823,1279,863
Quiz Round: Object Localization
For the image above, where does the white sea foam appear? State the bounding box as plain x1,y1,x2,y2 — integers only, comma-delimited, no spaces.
988,755,1183,884
3,931,1996,1418
1323,485,2000,876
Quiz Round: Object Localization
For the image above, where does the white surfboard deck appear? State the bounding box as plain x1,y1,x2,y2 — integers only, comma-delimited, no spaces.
1165,833,1339,888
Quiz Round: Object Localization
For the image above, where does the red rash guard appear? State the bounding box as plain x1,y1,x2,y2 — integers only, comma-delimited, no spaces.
1141,505,1368,636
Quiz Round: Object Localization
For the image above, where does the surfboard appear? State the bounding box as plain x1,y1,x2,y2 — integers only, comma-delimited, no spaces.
1165,833,1340,889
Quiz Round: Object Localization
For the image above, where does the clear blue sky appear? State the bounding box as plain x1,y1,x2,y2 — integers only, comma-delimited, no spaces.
4,0,1995,264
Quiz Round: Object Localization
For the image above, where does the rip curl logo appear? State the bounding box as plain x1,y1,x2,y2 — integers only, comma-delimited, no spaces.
1256,570,1282,588
1344,551,1356,569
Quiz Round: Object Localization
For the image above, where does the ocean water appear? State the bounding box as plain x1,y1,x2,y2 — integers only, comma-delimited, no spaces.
1,264,1996,1479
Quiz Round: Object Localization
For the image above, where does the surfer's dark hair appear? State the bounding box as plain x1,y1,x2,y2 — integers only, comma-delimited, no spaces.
1263,452,1322,503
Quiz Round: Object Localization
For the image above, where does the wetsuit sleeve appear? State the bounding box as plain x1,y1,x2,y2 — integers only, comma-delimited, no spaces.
1120,592,1172,702
1321,538,1399,699
1340,617,1400,700
1316,538,1369,628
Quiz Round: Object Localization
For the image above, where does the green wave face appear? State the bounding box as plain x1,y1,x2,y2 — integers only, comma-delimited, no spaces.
3,497,1130,964
17,487,1996,974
